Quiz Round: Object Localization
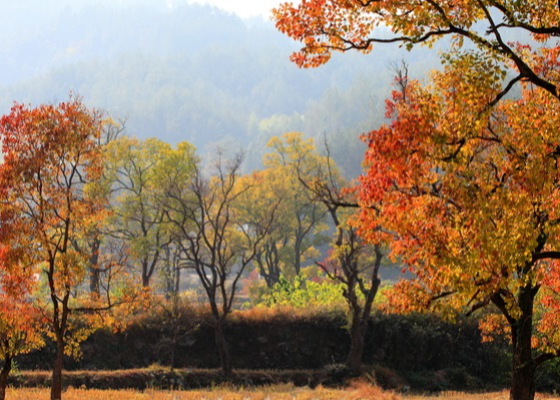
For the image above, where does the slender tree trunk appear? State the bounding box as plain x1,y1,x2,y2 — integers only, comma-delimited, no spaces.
51,334,65,400
294,239,302,276
269,262,281,287
0,355,12,400
509,287,536,400
142,252,160,288
88,237,101,295
214,321,231,376
263,268,280,288
174,266,181,295
89,266,100,295
48,263,69,400
343,248,381,374
268,246,281,287
142,259,150,287
346,317,366,374
170,330,177,371
256,257,280,288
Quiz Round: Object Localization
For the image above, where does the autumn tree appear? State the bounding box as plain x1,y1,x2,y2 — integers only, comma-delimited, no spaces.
0,297,43,400
151,141,199,297
273,0,560,103
274,1,560,396
103,137,173,288
0,209,44,400
0,98,126,400
235,169,286,287
261,134,329,280
237,151,328,287
74,118,125,295
358,57,560,400
163,153,276,375
269,132,383,374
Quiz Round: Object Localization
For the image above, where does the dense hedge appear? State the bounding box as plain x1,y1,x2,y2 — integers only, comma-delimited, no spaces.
13,308,559,392
8,367,330,391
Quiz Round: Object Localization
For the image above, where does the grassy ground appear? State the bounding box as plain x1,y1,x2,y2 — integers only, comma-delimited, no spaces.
4,387,560,400
406,392,560,400
3,385,390,400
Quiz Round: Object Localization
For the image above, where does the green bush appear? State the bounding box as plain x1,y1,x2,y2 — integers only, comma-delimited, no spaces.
259,275,347,312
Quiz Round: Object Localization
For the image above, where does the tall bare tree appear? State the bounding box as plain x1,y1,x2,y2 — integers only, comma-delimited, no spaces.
164,153,277,375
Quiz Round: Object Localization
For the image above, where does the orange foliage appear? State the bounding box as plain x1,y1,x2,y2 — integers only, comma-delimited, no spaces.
273,0,560,102
0,96,111,399
0,294,43,360
355,48,560,398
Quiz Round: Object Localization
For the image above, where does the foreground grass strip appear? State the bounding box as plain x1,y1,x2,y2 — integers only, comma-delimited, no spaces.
5,388,560,400
405,392,560,400
4,385,398,400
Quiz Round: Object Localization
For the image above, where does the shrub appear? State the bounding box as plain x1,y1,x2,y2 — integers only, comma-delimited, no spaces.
258,275,347,313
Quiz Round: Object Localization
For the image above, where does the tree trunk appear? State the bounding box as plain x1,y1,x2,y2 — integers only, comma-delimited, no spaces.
142,259,150,287
214,321,232,376
88,237,101,295
510,361,535,400
0,355,12,400
51,335,65,400
343,250,381,375
142,252,160,288
256,257,280,288
174,265,181,295
170,332,177,372
263,269,280,288
89,266,100,295
509,285,536,400
346,319,366,374
294,240,302,276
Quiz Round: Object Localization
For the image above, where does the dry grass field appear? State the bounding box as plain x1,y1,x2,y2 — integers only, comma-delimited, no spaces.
3,386,560,400
406,392,560,400
0,385,388,400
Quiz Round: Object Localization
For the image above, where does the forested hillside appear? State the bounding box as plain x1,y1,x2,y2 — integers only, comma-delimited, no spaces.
0,0,440,176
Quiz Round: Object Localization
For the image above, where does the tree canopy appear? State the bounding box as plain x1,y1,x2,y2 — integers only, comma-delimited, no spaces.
357,56,560,400
274,0,560,102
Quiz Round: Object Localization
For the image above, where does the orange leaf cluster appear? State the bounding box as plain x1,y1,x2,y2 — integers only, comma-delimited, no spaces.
357,50,560,349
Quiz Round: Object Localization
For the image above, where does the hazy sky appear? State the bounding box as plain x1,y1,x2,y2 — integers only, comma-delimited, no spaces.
186,0,290,19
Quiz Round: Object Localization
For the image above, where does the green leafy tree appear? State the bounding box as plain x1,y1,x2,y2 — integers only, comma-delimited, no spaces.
105,137,197,289
262,133,330,279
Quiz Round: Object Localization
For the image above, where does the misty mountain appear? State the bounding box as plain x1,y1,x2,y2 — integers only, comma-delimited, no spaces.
0,1,441,176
